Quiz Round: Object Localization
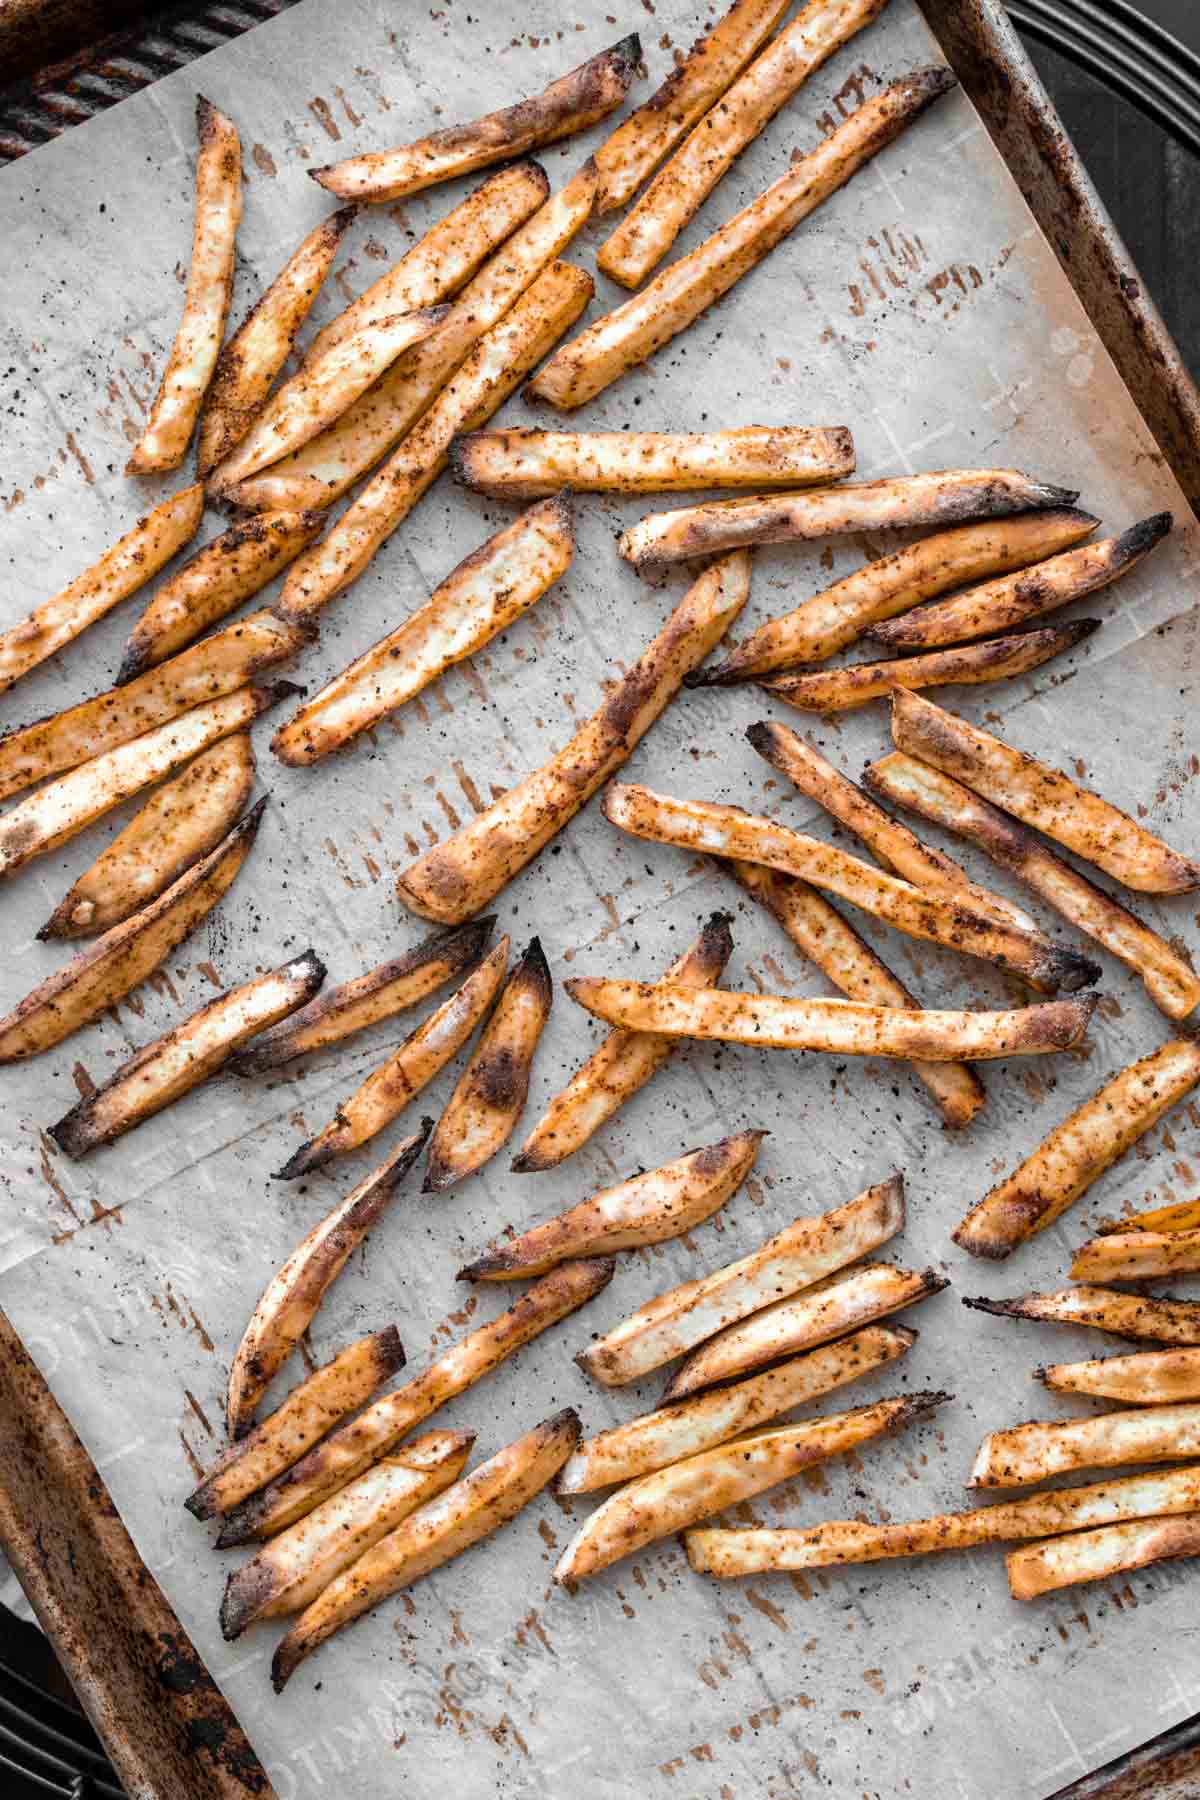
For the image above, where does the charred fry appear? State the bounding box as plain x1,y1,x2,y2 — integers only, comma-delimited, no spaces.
1038,1349,1200,1406
970,1402,1200,1489
1072,1228,1200,1284
449,426,855,498
963,1287,1200,1346
1008,1513,1200,1600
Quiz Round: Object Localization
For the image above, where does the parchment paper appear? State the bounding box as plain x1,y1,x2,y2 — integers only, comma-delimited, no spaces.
2,2,1199,1794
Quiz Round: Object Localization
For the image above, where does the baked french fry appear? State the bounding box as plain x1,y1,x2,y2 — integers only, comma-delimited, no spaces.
953,1037,1200,1260
0,485,204,696
528,69,955,410
1038,1349,1200,1406
1008,1513,1200,1600
48,949,326,1158
1072,1228,1200,1284
576,1173,905,1388
963,1286,1200,1346
448,426,855,498
276,937,510,1179
424,937,553,1194
970,1402,1200,1490
557,1323,914,1494
395,552,750,923
185,1327,405,1521
226,1124,432,1439
127,98,242,472
272,496,574,765
1097,1196,1200,1235
891,689,1200,895
271,1409,580,1691
217,1262,611,1546
39,733,256,940
513,912,734,1172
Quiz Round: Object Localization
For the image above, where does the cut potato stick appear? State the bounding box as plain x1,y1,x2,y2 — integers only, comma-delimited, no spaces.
577,1173,905,1388
197,206,356,474
0,485,204,696
665,1262,948,1400
276,937,510,1179
1098,1196,1200,1235
970,1401,1200,1490
686,1464,1200,1574
891,689,1200,894
272,495,575,765
597,0,890,284
127,98,242,473
867,513,1171,651
217,1261,611,1546
186,1327,405,1521
424,937,553,1194
40,733,256,940
462,1129,764,1279
513,911,734,1172
1072,1228,1200,1284
1008,1513,1200,1600
558,1324,914,1494
48,948,326,1159
592,0,792,212
555,1392,946,1583
229,918,495,1074
0,800,264,1063
226,1124,432,1440
953,1037,1200,1260
1039,1349,1200,1406
396,552,750,923
220,1427,472,1637
271,1409,580,1692
964,1286,1200,1346
449,426,855,499
529,69,955,410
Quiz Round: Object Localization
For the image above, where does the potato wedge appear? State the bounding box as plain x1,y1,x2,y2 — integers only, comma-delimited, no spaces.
226,1123,432,1439
0,485,204,696
1008,1512,1200,1600
953,1037,1200,1260
558,1323,914,1494
577,1173,904,1388
513,911,733,1171
39,733,256,940
1072,1228,1200,1284
891,689,1200,895
276,937,510,1179
1097,1196,1200,1235
271,1409,580,1691
217,1262,611,1546
220,1427,472,1638
970,1401,1200,1490
49,948,326,1159
555,1392,947,1583
1038,1349,1200,1406
528,69,955,410
449,426,855,499
964,1286,1200,1346
127,98,242,473
185,1326,405,1521
396,552,750,923
424,937,553,1194
272,495,574,765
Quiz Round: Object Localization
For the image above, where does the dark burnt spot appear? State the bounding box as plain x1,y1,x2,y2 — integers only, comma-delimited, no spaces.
602,664,658,740
476,1045,526,1112
156,1629,207,1695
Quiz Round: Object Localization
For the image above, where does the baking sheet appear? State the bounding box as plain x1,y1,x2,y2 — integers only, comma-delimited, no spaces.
1,0,1199,1793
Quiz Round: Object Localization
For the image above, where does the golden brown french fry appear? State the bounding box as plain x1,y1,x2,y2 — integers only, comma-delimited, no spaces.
953,1037,1200,1260
597,0,890,282
48,949,326,1158
217,1262,611,1546
0,485,204,696
395,552,750,923
39,733,256,940
558,1324,914,1494
197,206,356,474
577,1173,905,1388
970,1402,1200,1490
117,512,323,681
272,496,574,765
127,98,242,472
219,1428,472,1638
1038,1349,1200,1406
555,1392,947,1583
529,69,955,410
271,1409,580,1691
1097,1196,1200,1235
891,689,1200,895
424,937,553,1194
276,937,510,1180
0,800,264,1063
462,1130,764,1279
664,1262,948,1400
867,514,1171,651
311,37,639,200
448,426,855,498
185,1327,405,1521
513,912,734,1172
228,918,495,1074
864,753,1200,1021
1072,1228,1200,1283
226,1124,432,1439
964,1286,1200,1346
1008,1513,1200,1600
